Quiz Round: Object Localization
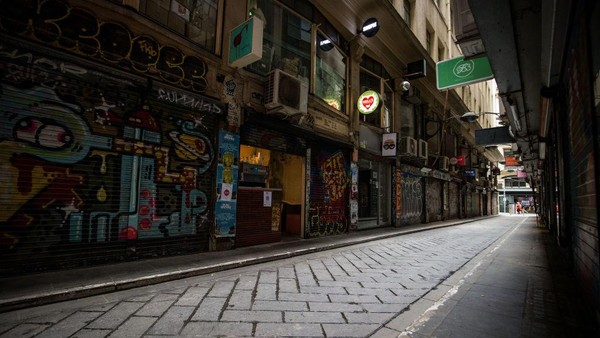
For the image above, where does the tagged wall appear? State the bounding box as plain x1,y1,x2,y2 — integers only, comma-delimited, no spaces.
0,42,222,275
308,147,350,237
398,171,423,225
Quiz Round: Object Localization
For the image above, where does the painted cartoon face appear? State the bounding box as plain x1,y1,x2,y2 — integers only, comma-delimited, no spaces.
15,117,73,149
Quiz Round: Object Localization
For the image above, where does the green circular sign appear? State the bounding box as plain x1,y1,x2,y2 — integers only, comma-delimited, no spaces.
357,90,380,115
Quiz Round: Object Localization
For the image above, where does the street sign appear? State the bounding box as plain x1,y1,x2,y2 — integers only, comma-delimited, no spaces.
436,55,494,90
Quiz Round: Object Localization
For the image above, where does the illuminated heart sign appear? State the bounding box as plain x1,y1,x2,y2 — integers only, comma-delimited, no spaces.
357,90,380,115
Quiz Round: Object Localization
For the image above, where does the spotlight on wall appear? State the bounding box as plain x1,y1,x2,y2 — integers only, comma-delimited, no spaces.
358,17,380,38
401,81,411,92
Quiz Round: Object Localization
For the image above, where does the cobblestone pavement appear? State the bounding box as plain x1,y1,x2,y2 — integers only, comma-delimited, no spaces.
0,218,514,337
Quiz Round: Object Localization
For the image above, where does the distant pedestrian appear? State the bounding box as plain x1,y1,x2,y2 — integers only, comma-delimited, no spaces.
516,202,522,214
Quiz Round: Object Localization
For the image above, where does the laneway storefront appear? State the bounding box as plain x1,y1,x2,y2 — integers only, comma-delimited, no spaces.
0,35,224,274
397,164,424,226
356,120,393,230
357,155,392,229
425,171,451,223
237,123,307,246
238,118,352,243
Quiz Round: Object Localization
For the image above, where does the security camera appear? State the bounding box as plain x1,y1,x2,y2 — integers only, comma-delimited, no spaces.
401,81,411,92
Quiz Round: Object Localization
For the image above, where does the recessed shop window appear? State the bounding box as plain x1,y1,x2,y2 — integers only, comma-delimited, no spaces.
359,56,392,129
247,0,348,114
246,0,310,80
139,0,218,51
315,32,347,112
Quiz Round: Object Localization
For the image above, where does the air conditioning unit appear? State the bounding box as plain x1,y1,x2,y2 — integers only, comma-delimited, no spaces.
438,156,449,171
265,69,308,115
399,136,418,156
418,139,428,160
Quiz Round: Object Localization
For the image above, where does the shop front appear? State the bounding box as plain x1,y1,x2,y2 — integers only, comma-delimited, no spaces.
236,123,307,246
357,126,393,230
0,34,223,274
396,164,424,226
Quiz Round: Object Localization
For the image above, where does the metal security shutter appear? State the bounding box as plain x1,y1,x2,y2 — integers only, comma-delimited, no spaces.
399,172,423,225
0,42,219,276
240,123,307,155
426,178,443,222
307,145,350,238
448,182,459,219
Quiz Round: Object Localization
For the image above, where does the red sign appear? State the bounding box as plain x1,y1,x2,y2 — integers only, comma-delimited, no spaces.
505,156,519,166
454,155,465,166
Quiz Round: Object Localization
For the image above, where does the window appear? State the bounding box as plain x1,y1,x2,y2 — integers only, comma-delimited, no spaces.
316,32,347,112
139,0,219,51
400,104,415,138
426,30,432,52
403,0,411,25
247,0,347,113
247,1,311,79
359,55,392,129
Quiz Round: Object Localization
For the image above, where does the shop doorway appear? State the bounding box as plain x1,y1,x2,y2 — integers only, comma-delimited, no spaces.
357,159,391,229
239,145,305,238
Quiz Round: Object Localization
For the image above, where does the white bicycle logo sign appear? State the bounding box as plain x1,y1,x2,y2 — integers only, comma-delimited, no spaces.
453,60,475,78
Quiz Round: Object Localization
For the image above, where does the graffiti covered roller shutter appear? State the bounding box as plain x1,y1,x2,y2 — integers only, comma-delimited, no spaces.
308,145,350,238
0,42,220,275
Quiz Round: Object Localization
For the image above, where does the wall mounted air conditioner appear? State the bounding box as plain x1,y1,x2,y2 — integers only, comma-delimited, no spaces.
418,139,428,160
399,136,418,156
265,69,308,115
438,156,449,171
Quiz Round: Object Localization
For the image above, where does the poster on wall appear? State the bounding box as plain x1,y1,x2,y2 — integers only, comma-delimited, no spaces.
350,162,358,226
215,130,240,237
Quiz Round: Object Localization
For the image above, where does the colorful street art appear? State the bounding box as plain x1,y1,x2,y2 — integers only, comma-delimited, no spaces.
308,149,349,237
0,0,209,93
0,42,221,271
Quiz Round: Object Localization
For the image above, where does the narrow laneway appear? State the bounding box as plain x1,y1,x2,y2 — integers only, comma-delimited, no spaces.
1,217,524,337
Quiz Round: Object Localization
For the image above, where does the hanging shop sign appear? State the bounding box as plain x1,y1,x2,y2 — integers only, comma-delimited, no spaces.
505,155,520,166
464,168,476,177
381,133,397,157
436,55,494,90
229,16,264,68
357,90,380,115
450,155,465,166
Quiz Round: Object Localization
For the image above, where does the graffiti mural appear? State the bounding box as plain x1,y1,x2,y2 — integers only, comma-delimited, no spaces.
308,149,349,237
0,0,208,93
399,173,423,225
0,43,221,271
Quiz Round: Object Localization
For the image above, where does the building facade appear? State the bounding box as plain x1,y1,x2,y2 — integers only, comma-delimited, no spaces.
0,0,499,275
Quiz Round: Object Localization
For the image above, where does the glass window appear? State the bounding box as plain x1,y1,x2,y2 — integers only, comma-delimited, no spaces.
400,104,415,138
426,30,432,52
359,71,383,127
358,54,392,130
403,0,411,25
316,32,346,112
246,0,311,79
383,83,394,131
140,0,218,51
